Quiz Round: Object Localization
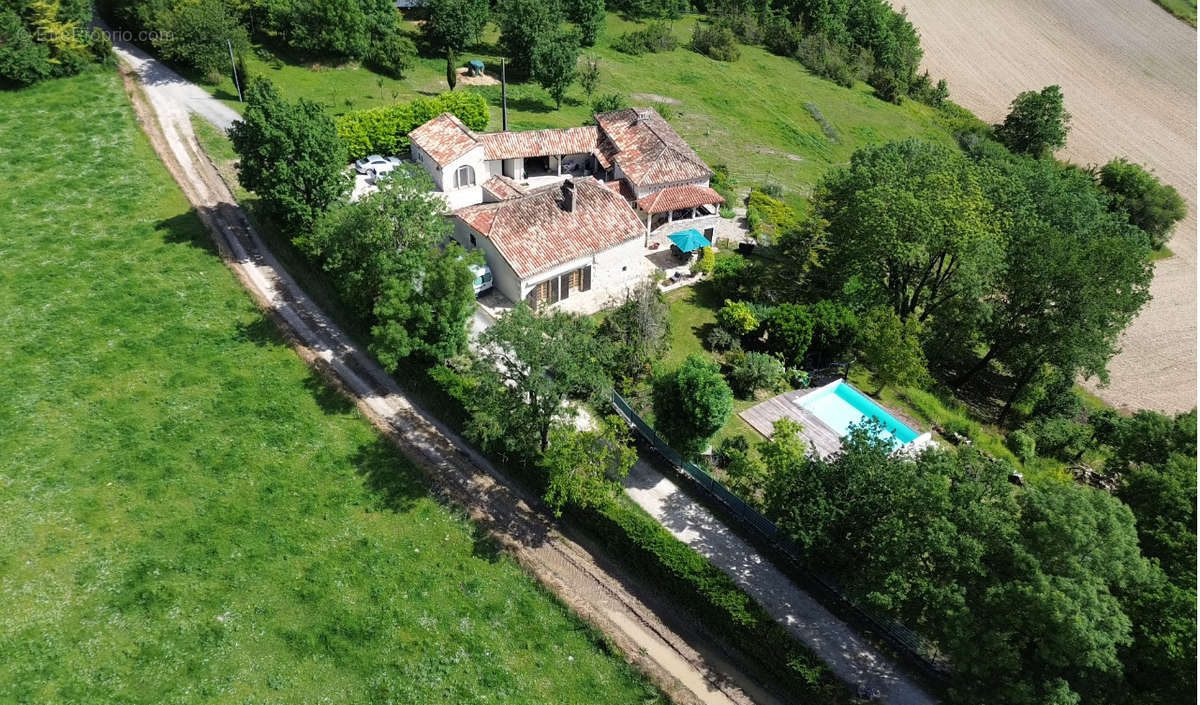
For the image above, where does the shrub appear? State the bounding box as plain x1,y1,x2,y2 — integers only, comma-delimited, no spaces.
1006,429,1037,464
729,352,784,398
796,33,855,88
335,91,489,160
653,355,733,459
690,23,740,62
591,92,628,113
762,15,800,57
367,30,416,78
575,500,844,700
691,246,715,274
716,300,759,336
705,326,740,353
1026,417,1092,462
1099,158,1186,250
763,303,814,368
714,435,751,467
710,253,749,298
612,20,678,55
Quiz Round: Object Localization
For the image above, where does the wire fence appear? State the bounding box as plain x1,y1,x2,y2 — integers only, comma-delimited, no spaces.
611,389,950,684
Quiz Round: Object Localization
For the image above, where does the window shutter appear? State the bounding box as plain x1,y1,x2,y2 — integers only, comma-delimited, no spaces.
581,266,592,292
559,273,572,299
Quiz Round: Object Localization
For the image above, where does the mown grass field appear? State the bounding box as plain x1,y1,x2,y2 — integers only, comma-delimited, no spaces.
204,13,955,198
0,70,664,704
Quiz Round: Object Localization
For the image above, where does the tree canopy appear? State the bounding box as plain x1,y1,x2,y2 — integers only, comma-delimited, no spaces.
540,416,636,515
995,85,1071,158
230,78,349,230
653,354,733,459
531,28,580,109
495,0,562,77
816,138,1001,322
1098,158,1187,250
456,303,610,460
424,0,490,54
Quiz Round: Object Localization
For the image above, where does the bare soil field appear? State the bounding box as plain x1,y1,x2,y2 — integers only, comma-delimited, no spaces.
899,0,1197,413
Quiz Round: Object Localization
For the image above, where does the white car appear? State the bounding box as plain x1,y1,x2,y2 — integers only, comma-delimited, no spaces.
354,154,401,176
469,263,493,295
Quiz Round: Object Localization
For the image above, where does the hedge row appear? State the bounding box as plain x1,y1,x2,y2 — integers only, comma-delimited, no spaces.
573,498,849,703
336,91,490,161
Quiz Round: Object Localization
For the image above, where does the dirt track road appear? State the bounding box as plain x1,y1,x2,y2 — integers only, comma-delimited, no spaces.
899,0,1197,413
110,39,773,705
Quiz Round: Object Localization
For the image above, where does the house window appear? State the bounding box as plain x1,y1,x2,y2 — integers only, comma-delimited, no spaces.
469,233,477,247
455,165,476,188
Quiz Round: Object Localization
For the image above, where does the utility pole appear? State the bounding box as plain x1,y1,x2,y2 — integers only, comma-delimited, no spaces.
228,39,243,103
501,58,508,132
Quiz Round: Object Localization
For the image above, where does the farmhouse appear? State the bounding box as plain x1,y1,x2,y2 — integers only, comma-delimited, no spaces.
408,107,725,311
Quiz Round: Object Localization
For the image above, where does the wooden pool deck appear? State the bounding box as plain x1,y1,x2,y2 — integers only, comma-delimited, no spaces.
738,386,845,458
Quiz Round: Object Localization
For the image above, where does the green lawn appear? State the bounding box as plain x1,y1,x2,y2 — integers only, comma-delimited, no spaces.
0,70,663,705
204,13,956,196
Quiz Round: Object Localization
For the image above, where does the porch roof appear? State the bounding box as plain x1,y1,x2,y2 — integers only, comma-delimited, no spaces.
636,184,725,214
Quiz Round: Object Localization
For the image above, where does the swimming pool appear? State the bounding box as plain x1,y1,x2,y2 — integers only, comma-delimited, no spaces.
795,380,920,448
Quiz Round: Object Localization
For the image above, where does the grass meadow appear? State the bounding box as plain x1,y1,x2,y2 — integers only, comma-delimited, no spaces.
204,13,956,199
0,70,664,704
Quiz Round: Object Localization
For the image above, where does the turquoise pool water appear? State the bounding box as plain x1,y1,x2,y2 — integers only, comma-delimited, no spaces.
797,381,920,447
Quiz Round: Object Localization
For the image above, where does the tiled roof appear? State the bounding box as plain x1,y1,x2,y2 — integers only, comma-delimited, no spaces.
604,179,636,201
408,113,480,165
482,174,527,201
480,127,601,160
594,108,712,187
636,184,725,214
453,177,644,278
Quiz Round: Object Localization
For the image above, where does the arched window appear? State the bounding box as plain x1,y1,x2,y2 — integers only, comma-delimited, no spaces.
455,165,476,188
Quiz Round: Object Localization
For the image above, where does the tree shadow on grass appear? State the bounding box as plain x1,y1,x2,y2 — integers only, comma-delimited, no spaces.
351,436,427,515
157,211,221,256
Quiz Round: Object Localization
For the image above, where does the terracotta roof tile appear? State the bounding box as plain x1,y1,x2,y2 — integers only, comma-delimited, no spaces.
594,108,712,187
482,174,527,201
453,178,644,278
636,184,725,214
480,127,601,160
408,113,480,165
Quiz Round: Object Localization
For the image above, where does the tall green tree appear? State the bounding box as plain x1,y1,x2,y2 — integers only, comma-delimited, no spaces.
816,139,1001,322
957,155,1152,416
371,243,480,366
495,0,562,77
763,303,813,368
995,85,1071,158
296,164,447,317
424,0,490,53
1098,158,1187,250
653,354,733,459
540,415,636,515
532,29,580,109
566,0,606,46
153,0,249,79
458,303,610,459
858,306,929,394
577,54,601,104
230,78,349,230
597,280,670,380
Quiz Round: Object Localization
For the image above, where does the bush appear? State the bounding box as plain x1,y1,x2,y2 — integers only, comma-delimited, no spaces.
762,15,800,57
335,91,490,160
591,92,628,113
705,326,740,353
1099,158,1187,250
714,436,750,467
612,20,678,55
1026,417,1092,462
796,33,855,88
1006,429,1037,464
716,300,759,336
729,352,784,398
690,23,740,62
653,355,733,459
366,30,416,78
763,303,813,368
691,246,715,274
575,501,844,701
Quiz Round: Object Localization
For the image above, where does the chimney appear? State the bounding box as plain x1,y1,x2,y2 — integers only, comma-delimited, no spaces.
562,179,576,213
